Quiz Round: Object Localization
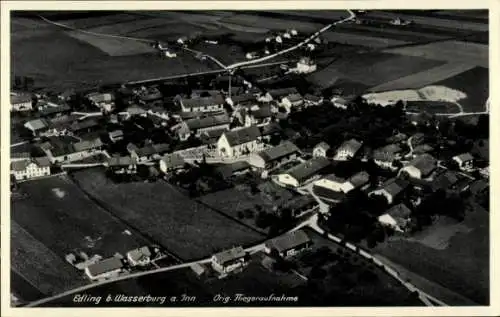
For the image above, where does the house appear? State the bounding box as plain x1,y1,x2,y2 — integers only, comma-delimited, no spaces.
259,123,282,143
177,114,231,141
24,118,50,136
378,204,412,233
399,154,437,180
41,137,104,163
11,93,33,112
85,257,124,281
129,143,170,163
277,157,331,188
138,87,162,104
334,139,362,161
373,144,403,170
38,103,71,118
215,161,251,180
279,93,304,113
344,171,370,192
159,153,185,174
264,230,312,258
280,195,318,217
108,130,124,143
179,95,225,113
106,156,137,174
226,93,257,108
313,142,331,158
217,125,263,158
412,144,434,156
126,246,152,266
211,246,248,275
331,96,349,109
369,177,409,204
249,141,300,172
68,118,100,136
430,170,460,192
261,87,299,103
200,128,228,145
87,92,115,112
10,157,51,181
479,166,489,179
452,153,474,171
303,94,323,106
245,106,273,127
295,57,317,74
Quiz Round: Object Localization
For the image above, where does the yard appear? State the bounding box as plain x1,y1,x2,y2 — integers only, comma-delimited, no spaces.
71,168,264,260
373,204,489,305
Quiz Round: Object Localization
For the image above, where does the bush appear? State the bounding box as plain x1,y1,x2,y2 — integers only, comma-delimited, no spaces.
237,211,245,219
244,209,254,219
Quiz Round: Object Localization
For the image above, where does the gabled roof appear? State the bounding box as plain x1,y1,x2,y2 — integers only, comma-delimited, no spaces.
87,92,115,103
230,93,257,104
431,170,459,191
182,95,225,108
108,156,136,167
69,118,99,132
186,114,230,131
323,174,346,183
250,105,272,119
285,157,331,183
257,141,300,163
109,130,124,138
304,94,322,102
285,93,303,103
135,143,169,157
73,138,103,152
408,154,437,177
454,152,474,162
11,159,31,171
223,126,261,146
267,87,299,99
213,246,246,265
33,156,51,167
25,118,49,131
265,230,311,253
11,93,32,104
413,144,434,154
259,122,281,136
160,153,185,169
347,171,370,188
380,177,409,197
387,203,411,219
127,246,152,262
314,141,330,151
38,104,71,117
337,138,362,154
373,144,402,161
86,257,123,277
216,161,250,179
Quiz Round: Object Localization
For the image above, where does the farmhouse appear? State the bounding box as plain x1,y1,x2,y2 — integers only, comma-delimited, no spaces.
277,157,331,188
38,103,71,118
215,161,251,180
279,93,304,113
129,143,170,163
378,203,412,233
369,178,409,204
159,153,185,174
69,118,100,136
314,174,347,193
211,246,248,275
85,257,124,281
245,106,273,127
334,139,362,161
452,152,474,171
217,126,263,158
10,157,51,181
106,156,137,174
430,170,460,192
179,95,225,113
24,118,50,136
11,93,32,112
281,195,318,217
344,171,370,192
249,141,300,172
265,230,312,258
262,87,299,102
399,154,437,180
373,144,403,170
177,114,231,141
226,93,257,108
40,137,104,163
126,246,152,267
313,142,331,158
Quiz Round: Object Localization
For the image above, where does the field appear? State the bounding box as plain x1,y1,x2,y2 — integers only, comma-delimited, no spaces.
12,175,149,259
373,204,489,304
405,101,461,114
383,40,488,68
65,31,156,56
322,31,409,48
71,168,264,260
11,221,87,299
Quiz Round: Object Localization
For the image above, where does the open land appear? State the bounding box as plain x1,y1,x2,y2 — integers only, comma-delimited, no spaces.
71,168,264,260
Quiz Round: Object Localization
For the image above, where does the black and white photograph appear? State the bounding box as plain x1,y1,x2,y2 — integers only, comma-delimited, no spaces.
1,1,497,315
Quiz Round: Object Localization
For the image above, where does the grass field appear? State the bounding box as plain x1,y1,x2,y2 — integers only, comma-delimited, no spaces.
11,221,87,298
405,101,462,114
322,31,409,48
373,205,489,304
12,175,148,259
71,168,263,260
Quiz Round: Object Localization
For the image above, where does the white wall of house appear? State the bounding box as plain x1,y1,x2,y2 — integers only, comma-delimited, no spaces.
11,164,50,181
335,149,354,161
210,257,246,274
400,166,422,179
378,214,403,232
47,149,102,164
314,178,344,192
12,101,33,112
217,135,262,158
313,147,327,158
181,101,224,113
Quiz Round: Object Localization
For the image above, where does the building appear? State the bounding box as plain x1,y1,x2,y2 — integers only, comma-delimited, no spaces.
452,153,474,171
261,87,299,103
68,118,100,136
41,137,104,163
313,142,331,158
10,157,51,181
87,92,115,112
108,130,124,143
369,178,409,204
245,106,273,127
211,246,247,275
264,230,312,258
334,139,362,161
38,103,71,118
303,94,323,106
378,203,412,233
226,93,257,108
159,153,185,174
331,96,349,109
215,161,251,180
176,114,231,141
295,57,317,74
277,157,331,188
85,257,124,281
249,141,300,172
217,125,263,158
11,93,33,112
106,156,137,174
314,174,346,193
138,87,162,104
126,246,152,267
24,118,50,136
430,170,460,192
179,95,225,113
373,144,403,170
343,171,370,192
129,143,170,163
279,93,304,113
399,154,437,180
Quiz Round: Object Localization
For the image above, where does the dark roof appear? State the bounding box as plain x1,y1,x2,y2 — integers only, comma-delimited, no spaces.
386,203,412,220
86,257,123,277
11,94,32,104
213,246,246,265
285,157,331,183
257,141,300,163
160,153,185,169
285,93,303,103
313,185,345,201
259,122,281,136
139,88,162,101
182,95,225,108
33,156,51,167
304,94,322,102
223,126,261,146
470,180,488,195
73,138,103,152
186,114,230,131
231,93,257,104
200,128,228,144
431,170,459,191
337,138,362,154
38,104,71,117
216,161,250,179
282,195,316,211
380,178,409,197
69,118,99,132
347,171,370,188
268,87,299,99
408,154,437,177
454,152,474,162
251,105,272,119
127,246,152,262
136,143,169,157
413,144,434,154
107,156,136,167
11,159,31,171
373,144,402,161
265,230,311,253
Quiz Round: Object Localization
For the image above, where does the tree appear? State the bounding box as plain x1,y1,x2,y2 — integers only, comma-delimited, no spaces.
237,211,245,219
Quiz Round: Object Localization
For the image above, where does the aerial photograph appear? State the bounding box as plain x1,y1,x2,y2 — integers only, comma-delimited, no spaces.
9,8,489,308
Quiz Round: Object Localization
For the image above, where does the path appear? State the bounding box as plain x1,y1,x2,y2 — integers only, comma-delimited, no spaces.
10,141,29,148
